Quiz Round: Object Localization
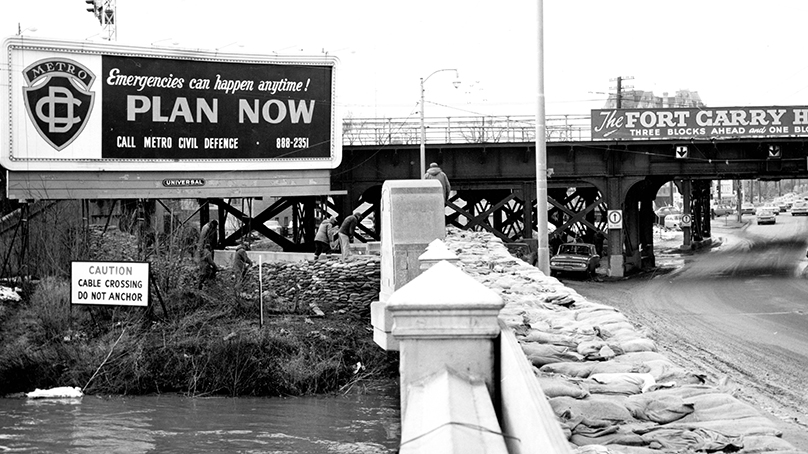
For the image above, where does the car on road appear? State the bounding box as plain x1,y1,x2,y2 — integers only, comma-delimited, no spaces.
756,208,776,225
549,243,600,277
664,214,682,230
761,204,780,215
791,200,808,216
740,203,756,215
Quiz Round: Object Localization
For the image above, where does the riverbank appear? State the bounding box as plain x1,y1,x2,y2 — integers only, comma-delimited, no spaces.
0,226,396,397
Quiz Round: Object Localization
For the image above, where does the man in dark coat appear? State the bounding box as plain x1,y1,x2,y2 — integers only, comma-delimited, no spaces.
198,219,218,258
197,244,218,289
338,210,362,260
233,243,253,295
314,217,338,260
424,162,451,202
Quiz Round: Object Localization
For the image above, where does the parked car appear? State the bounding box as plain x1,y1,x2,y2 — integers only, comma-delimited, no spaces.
756,208,776,225
549,243,600,277
654,206,680,222
664,214,682,230
740,203,756,215
791,200,808,216
712,206,733,217
266,219,283,235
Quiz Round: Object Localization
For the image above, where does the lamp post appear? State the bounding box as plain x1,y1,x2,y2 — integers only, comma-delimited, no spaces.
16,24,37,35
419,69,460,178
535,0,550,274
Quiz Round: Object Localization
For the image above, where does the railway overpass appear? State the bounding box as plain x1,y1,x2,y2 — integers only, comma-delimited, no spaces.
332,110,808,276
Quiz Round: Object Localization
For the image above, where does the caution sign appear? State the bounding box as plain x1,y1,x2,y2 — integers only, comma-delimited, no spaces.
607,210,623,229
71,261,150,307
680,214,692,227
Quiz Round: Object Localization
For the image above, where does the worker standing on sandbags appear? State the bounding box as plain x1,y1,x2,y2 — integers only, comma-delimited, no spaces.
314,217,338,260
338,210,362,261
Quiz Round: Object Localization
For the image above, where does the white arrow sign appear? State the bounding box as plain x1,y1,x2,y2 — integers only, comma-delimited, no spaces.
607,210,623,229
681,214,692,227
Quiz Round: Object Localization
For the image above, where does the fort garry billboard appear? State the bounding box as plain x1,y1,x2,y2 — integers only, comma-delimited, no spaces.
591,106,808,141
1,37,340,173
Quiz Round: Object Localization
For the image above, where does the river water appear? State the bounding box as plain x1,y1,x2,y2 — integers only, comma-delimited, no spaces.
0,382,401,453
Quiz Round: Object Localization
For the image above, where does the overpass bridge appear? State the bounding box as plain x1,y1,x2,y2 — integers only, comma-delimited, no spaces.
327,113,808,276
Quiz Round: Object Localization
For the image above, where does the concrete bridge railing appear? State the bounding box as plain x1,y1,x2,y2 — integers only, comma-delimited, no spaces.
387,258,573,454
370,179,572,453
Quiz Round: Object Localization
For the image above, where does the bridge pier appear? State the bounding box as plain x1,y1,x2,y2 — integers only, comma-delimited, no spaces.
606,177,625,277
682,179,692,248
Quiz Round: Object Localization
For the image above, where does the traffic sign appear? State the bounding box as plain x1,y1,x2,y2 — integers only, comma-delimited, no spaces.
607,210,623,229
675,145,689,159
680,214,692,227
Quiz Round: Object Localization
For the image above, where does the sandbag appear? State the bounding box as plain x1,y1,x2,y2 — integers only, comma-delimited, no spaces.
614,338,657,353
549,395,634,423
588,373,656,395
574,337,617,360
534,373,590,399
574,445,660,454
610,351,670,365
665,416,782,437
570,431,647,448
625,393,694,424
519,329,580,347
636,426,743,452
522,342,584,366
675,392,762,423
739,434,800,454
541,362,597,378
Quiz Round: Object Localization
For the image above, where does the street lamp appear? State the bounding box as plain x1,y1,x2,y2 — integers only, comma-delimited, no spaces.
16,24,37,35
420,69,460,178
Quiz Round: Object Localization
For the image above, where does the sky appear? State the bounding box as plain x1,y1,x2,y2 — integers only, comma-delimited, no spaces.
5,1,808,121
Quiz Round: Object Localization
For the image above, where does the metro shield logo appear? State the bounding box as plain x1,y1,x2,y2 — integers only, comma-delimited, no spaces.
22,58,96,151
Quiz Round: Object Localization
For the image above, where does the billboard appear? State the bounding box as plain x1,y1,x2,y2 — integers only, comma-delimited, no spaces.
1,37,340,172
591,106,808,141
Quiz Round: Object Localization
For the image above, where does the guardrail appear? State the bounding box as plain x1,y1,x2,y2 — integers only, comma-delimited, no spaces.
342,114,592,146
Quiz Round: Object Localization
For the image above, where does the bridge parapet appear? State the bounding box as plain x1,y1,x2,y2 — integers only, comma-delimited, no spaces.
389,258,571,453
343,114,591,146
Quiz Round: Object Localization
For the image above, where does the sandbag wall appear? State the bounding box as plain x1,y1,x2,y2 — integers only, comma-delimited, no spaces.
257,257,381,319
443,227,803,454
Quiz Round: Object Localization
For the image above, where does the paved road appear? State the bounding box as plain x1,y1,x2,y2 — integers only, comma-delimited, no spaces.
567,213,808,450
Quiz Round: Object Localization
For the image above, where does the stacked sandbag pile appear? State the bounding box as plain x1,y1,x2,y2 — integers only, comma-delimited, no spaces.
257,256,380,319
443,227,803,454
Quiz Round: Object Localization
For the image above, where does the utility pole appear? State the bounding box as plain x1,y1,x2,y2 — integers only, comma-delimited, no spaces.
610,76,633,108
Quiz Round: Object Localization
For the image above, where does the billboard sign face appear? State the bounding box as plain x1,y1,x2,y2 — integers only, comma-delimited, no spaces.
2,37,340,172
591,106,808,140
